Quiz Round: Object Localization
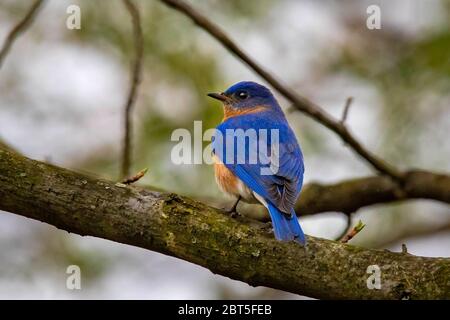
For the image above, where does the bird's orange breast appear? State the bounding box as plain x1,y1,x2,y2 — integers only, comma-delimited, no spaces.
213,154,239,196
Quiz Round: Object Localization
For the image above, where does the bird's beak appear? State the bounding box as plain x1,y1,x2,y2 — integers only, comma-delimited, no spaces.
207,92,228,102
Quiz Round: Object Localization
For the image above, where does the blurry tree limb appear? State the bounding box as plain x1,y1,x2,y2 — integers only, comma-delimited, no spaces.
0,0,45,69
296,173,450,216
121,0,144,178
0,149,449,299
159,0,403,181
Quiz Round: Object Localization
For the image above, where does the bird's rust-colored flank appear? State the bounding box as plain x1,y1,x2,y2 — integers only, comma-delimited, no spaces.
222,105,268,121
212,154,239,196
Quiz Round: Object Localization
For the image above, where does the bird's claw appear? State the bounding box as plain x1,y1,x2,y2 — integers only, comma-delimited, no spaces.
229,210,241,218
223,206,240,218
224,196,241,218
261,221,273,232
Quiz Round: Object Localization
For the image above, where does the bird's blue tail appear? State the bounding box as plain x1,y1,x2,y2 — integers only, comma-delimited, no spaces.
267,202,306,245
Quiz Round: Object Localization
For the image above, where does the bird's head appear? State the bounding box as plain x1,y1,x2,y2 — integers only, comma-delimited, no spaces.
208,81,280,114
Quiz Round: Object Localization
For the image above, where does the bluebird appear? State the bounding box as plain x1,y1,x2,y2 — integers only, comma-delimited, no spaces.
208,81,306,244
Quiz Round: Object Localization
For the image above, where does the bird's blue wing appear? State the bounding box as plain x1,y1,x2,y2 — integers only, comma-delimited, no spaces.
213,113,304,214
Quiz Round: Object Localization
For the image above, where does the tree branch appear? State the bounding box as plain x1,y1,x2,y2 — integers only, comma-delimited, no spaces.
0,0,45,69
296,173,450,216
340,220,365,243
340,97,353,125
158,0,403,181
121,0,144,178
0,149,448,299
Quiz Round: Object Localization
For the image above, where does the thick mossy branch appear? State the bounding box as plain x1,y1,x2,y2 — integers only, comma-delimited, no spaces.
0,138,19,153
0,149,449,299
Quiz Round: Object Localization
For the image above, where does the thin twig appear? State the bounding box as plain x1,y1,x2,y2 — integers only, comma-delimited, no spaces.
159,0,404,181
340,220,365,243
0,0,45,69
335,213,352,241
402,243,408,254
122,168,148,185
340,97,353,124
121,0,144,178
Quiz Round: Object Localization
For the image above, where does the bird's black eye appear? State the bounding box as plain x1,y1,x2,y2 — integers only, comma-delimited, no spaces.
236,91,248,100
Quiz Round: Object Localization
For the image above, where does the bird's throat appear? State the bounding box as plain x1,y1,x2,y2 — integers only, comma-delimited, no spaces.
222,105,268,121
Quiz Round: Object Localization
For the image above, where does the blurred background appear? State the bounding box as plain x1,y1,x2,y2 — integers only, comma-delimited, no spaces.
0,0,449,299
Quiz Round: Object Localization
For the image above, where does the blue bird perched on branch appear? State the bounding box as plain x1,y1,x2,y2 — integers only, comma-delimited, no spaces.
208,81,306,245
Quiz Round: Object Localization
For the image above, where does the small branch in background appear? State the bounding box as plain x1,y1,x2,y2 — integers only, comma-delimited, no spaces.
340,97,353,124
0,0,45,69
159,0,404,182
335,213,352,241
122,167,148,185
121,0,144,179
340,220,365,243
296,171,450,217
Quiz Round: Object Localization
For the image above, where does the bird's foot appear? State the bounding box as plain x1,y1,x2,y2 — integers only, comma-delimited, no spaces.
225,196,241,218
261,221,273,232
224,206,241,218
229,210,241,218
